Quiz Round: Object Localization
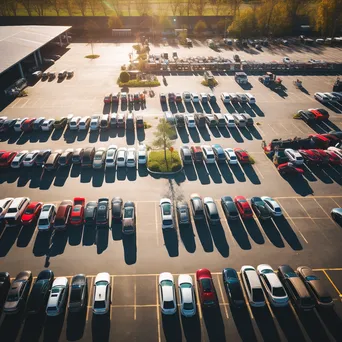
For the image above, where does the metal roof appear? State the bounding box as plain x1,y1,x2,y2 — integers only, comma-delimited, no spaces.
0,25,71,75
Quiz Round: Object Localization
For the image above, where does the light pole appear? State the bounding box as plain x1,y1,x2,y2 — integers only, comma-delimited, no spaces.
224,17,227,38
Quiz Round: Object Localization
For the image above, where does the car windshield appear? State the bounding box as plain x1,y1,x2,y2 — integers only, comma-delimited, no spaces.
201,279,212,292
73,207,81,212
124,208,134,218
24,207,34,214
273,287,286,297
7,293,19,301
164,300,174,309
118,157,124,162
47,306,57,312
94,300,106,309
161,280,173,287
70,287,82,302
39,218,49,225
95,153,103,160
96,281,108,286
253,288,264,302
183,302,193,310
8,208,17,213
162,204,171,215
163,219,173,226
305,275,319,281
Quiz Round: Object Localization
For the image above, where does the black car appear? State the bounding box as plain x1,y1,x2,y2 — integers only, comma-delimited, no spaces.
203,198,220,225
33,118,45,130
176,202,190,225
221,196,239,220
26,269,54,315
299,110,315,124
0,119,17,133
84,201,97,224
331,208,342,225
111,197,123,221
222,268,245,309
0,272,10,312
72,148,84,164
251,197,271,220
68,274,88,313
35,149,52,166
96,198,109,227
175,114,185,128
54,117,68,130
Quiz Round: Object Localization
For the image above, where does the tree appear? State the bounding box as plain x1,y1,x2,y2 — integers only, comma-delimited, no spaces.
50,0,64,15
170,0,181,16
7,0,19,15
227,0,242,17
314,0,342,38
75,0,87,16
126,0,132,16
135,0,150,16
285,0,308,25
88,0,98,15
32,0,47,16
119,71,130,83
0,0,9,15
255,0,278,36
158,15,173,30
84,20,99,56
109,0,122,15
108,15,123,29
194,19,208,34
20,0,33,15
63,0,73,15
153,119,173,163
211,0,225,16
191,0,208,16
228,7,256,38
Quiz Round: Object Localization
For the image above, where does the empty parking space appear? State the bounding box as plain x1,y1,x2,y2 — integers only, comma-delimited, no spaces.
297,198,327,218
135,275,157,306
112,276,135,306
277,198,309,218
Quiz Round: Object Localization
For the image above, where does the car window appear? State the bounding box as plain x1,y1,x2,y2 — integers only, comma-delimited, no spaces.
164,300,174,309
94,300,106,309
253,288,264,302
162,203,172,215
124,208,134,219
244,273,251,293
200,279,212,292
273,286,286,297
263,275,272,291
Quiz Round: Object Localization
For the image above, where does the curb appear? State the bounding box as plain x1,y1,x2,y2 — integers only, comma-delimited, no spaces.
147,167,183,175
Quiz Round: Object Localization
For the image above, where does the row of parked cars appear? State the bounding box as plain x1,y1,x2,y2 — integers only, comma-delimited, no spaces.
104,92,145,104
0,144,147,170
160,91,256,105
165,111,254,129
180,145,251,165
0,270,111,316
0,113,144,134
314,91,342,104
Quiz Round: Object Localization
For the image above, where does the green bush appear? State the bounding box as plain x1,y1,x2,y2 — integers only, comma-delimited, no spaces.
118,79,160,87
119,71,130,83
148,150,182,172
201,79,218,87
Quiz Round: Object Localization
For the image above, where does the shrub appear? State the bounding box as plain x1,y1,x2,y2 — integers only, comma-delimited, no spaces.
133,44,141,53
118,79,160,87
148,150,182,172
149,161,160,172
201,79,218,87
119,71,130,83
85,54,100,59
194,20,208,34
108,15,123,29
171,163,181,172
144,122,152,129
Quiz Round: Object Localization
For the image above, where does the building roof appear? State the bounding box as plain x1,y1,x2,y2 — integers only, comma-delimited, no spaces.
0,25,71,75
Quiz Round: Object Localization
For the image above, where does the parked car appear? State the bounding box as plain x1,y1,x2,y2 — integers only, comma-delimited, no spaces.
33,117,45,130
84,201,97,225
233,114,246,128
298,110,316,124
224,148,238,164
46,277,69,316
0,198,14,221
35,149,51,166
0,272,10,312
190,194,204,220
222,268,245,308
0,152,17,168
212,144,226,163
202,145,216,164
190,146,203,163
176,202,190,225
234,148,250,164
182,92,191,102
69,116,82,130
284,148,304,165
203,197,220,225
11,151,28,168
214,113,226,127
21,118,36,132
53,117,67,130
221,92,230,103
4,197,30,226
234,196,253,219
240,266,265,307
117,147,127,167
54,200,72,230
331,208,342,225
245,93,256,104
126,148,136,168
81,147,95,168
196,268,218,308
111,197,123,221
160,198,174,229
72,148,84,165
137,143,147,165
314,92,329,103
122,201,136,234
158,272,177,315
59,149,74,167
96,198,109,227
261,197,282,217
92,273,111,315
37,204,56,231
241,113,254,126
90,115,101,131
21,201,43,225
251,197,270,220
185,115,196,129
69,197,85,226
44,151,61,171
221,196,239,220
298,149,321,164
191,93,199,102
105,145,117,168
79,116,91,130
178,274,196,317
205,114,218,127
93,148,106,169
13,118,28,132
68,274,88,313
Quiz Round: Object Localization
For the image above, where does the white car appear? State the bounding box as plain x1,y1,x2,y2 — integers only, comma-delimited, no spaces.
201,145,215,164
261,197,282,217
41,119,55,131
314,92,329,103
178,274,196,317
185,114,196,128
221,92,230,103
137,143,147,165
14,117,28,132
323,93,338,102
23,150,40,167
93,147,106,169
158,272,177,315
79,116,91,130
191,93,199,102
90,114,101,131
224,114,235,128
46,277,69,316
93,272,111,315
182,92,191,102
283,57,291,63
200,93,208,103
284,148,304,165
236,93,248,103
69,116,82,130
0,198,14,220
126,148,136,168
240,265,266,307
117,147,127,167
160,198,174,229
331,92,342,101
327,146,342,159
4,197,30,226
257,264,289,307
224,148,238,164
105,145,117,168
33,117,45,130
37,204,56,231
11,150,28,168
245,93,256,104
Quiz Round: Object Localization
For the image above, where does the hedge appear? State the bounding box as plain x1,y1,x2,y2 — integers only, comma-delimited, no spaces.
117,80,160,87
147,150,182,172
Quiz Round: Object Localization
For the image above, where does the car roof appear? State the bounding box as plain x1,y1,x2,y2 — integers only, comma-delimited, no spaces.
95,272,110,284
52,277,68,287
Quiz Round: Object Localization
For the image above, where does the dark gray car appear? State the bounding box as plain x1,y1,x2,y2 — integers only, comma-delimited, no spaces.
68,274,88,313
221,196,239,220
111,197,123,221
84,201,97,224
176,202,190,225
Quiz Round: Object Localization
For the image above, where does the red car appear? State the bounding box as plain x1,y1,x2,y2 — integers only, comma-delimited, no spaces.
168,92,176,102
278,162,304,175
308,108,329,121
0,151,17,167
196,268,218,308
21,118,36,132
326,151,341,165
309,134,330,149
21,202,43,225
234,148,250,164
298,149,321,164
69,197,85,225
104,94,112,104
311,149,330,164
234,196,253,219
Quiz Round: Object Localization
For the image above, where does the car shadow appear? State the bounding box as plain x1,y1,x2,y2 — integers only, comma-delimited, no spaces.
209,222,229,257
284,174,314,196
82,224,96,246
91,312,111,342
217,163,235,183
250,104,265,117
259,219,285,248
206,163,222,183
33,230,52,256
202,306,226,341
67,224,83,246
66,309,87,341
177,127,189,143
197,127,211,141
96,228,109,254
253,306,281,342
179,223,196,253
162,229,179,257
16,223,36,248
227,219,252,250
111,221,122,241
188,127,200,143
181,313,201,341
231,306,258,341
0,225,22,257
317,307,342,342
161,312,183,342
208,126,221,138
123,233,137,265
49,230,68,256
238,127,253,140
241,164,261,184
0,311,25,342
248,126,263,140
194,163,210,184
229,164,246,182
304,164,334,184
183,164,197,181
20,312,46,342
193,220,213,252
42,310,66,342
273,216,303,250
243,219,265,244
217,126,230,138
323,165,342,185
105,167,116,183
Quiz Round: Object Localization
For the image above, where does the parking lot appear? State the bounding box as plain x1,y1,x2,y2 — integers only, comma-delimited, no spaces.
0,41,342,341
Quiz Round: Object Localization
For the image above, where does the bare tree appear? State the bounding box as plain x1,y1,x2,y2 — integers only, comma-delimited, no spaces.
109,0,122,15
63,0,73,15
170,0,181,16
32,0,47,16
191,0,208,17
99,0,108,15
20,0,33,15
211,0,225,16
50,0,64,15
0,0,8,15
84,20,99,56
126,0,132,16
7,0,19,15
74,0,87,16
135,0,150,16
88,0,97,15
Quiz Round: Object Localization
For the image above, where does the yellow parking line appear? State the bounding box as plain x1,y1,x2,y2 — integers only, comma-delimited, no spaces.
110,275,114,321
194,277,203,320
237,273,254,320
86,276,94,321
312,198,338,226
216,274,229,319
134,277,137,320
154,203,160,246
322,270,342,298
330,198,341,208
295,199,311,218
155,276,161,342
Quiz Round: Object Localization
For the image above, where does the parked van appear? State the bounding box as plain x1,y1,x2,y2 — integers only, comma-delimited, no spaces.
233,114,246,127
5,197,30,226
81,147,95,168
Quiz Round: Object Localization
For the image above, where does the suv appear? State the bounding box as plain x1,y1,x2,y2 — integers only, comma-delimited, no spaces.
240,266,265,307
4,197,30,226
190,194,204,220
190,146,203,163
180,146,192,165
96,198,109,227
284,149,304,165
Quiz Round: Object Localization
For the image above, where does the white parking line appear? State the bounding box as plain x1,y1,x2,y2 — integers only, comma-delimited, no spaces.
253,164,264,179
216,274,229,319
154,202,160,246
268,124,278,135
86,276,94,321
155,275,161,342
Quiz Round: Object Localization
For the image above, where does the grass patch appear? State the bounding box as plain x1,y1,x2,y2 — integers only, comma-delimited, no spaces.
85,54,100,59
201,79,218,87
248,156,255,164
293,113,302,119
144,122,152,129
118,79,160,87
148,150,182,172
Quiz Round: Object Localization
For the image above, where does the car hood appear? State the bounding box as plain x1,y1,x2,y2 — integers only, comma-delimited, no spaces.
4,301,18,310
